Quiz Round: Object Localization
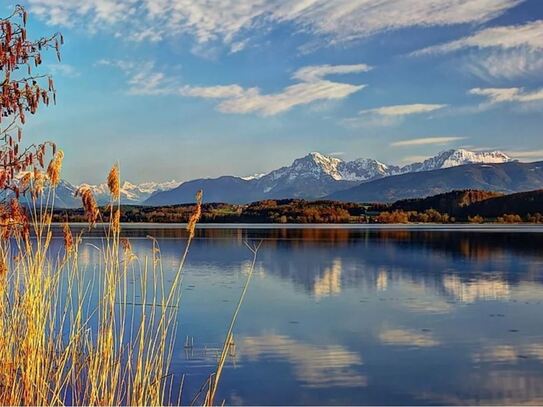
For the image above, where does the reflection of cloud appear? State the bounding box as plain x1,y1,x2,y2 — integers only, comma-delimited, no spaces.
417,370,543,405
442,275,510,303
473,343,543,364
240,334,366,388
379,328,440,348
313,258,342,299
473,345,518,363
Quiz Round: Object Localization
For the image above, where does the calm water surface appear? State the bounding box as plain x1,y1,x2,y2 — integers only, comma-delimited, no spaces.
56,225,543,405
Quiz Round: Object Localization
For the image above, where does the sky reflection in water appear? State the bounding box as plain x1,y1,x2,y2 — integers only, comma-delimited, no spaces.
54,226,543,405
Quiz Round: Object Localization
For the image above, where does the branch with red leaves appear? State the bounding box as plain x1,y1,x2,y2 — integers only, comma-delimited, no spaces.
0,5,62,193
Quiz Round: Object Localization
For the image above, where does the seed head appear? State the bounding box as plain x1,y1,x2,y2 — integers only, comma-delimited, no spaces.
47,150,64,187
75,185,99,228
63,222,73,253
187,190,203,240
107,164,120,200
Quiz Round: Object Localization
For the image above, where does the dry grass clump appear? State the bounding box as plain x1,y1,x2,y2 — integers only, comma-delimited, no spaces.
0,160,203,406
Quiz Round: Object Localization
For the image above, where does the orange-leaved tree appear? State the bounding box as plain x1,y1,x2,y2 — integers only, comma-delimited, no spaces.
0,5,62,236
0,5,62,194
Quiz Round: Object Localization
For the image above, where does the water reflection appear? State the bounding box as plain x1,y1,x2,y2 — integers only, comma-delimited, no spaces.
50,225,543,405
240,334,367,388
378,327,440,348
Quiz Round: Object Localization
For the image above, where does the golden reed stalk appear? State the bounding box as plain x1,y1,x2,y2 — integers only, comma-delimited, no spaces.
0,159,203,406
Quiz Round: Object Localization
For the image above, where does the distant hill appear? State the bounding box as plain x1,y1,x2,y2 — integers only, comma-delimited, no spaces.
327,161,543,203
144,176,261,205
390,190,503,216
459,189,543,218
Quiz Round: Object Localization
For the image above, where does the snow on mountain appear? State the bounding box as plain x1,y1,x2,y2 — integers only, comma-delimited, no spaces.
81,180,181,204
241,173,266,181
260,152,393,184
34,148,516,208
400,149,512,174
146,148,517,205
47,179,181,207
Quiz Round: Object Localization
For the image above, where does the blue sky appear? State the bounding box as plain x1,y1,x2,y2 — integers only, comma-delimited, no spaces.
11,0,543,184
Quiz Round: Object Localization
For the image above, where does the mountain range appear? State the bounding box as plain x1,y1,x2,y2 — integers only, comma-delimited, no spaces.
329,160,543,202
44,148,543,207
145,149,517,205
51,180,180,208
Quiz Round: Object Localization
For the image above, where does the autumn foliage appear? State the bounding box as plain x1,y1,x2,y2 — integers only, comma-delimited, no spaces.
0,5,62,196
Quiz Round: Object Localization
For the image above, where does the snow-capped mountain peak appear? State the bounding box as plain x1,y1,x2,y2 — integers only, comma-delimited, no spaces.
400,148,513,173
75,179,181,205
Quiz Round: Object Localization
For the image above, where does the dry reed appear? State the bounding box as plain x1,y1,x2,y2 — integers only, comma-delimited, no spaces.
46,150,64,187
107,164,120,200
0,160,202,406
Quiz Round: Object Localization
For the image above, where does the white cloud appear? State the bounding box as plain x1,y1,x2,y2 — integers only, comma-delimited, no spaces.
465,48,543,80
391,136,466,147
414,20,543,55
360,103,447,116
28,0,524,51
293,64,372,82
469,87,543,104
180,63,368,115
47,63,80,77
506,149,543,159
98,59,178,95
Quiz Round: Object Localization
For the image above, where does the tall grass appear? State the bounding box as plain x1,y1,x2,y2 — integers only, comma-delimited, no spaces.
0,160,200,405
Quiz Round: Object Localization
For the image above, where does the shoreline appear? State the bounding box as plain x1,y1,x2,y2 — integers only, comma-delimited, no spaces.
50,222,543,232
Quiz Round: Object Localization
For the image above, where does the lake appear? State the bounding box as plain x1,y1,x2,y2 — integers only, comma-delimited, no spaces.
56,224,543,405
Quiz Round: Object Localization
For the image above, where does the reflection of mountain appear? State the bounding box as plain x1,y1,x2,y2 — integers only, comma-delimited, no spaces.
60,227,543,304
313,258,342,299
442,275,510,303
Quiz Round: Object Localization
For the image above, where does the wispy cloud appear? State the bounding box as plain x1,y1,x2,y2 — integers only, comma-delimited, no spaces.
179,64,369,116
97,59,178,95
464,48,543,80
506,149,543,159
360,103,447,116
413,20,543,55
293,64,372,82
344,103,446,128
28,0,523,52
47,63,80,78
469,87,543,104
391,136,466,147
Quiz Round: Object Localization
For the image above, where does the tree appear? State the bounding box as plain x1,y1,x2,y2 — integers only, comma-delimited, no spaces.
0,5,62,197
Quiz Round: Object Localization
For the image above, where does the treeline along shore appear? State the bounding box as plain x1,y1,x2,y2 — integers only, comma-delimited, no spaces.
52,189,543,224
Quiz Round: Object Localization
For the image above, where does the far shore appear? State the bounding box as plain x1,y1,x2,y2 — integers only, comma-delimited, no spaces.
50,222,543,231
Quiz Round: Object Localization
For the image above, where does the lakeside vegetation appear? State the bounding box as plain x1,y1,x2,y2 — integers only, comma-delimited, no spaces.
52,189,543,224
0,7,244,406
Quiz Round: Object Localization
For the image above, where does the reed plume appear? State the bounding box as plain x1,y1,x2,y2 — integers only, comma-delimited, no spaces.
75,185,99,227
46,150,64,187
187,189,203,239
111,208,120,233
107,163,120,200
32,168,45,197
63,222,73,253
